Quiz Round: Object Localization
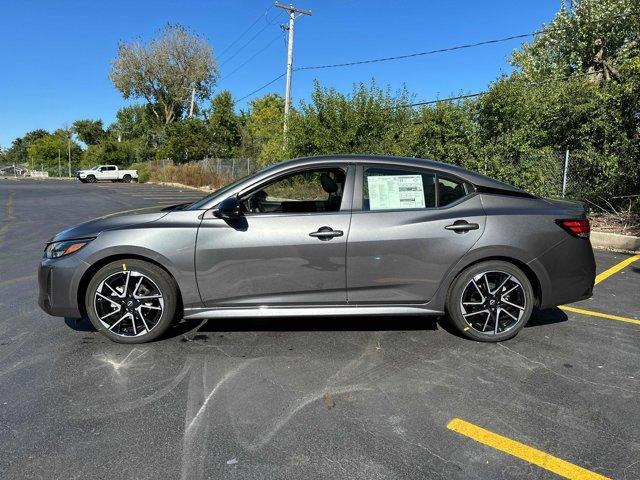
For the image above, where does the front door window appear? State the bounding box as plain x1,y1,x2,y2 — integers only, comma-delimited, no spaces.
242,168,346,214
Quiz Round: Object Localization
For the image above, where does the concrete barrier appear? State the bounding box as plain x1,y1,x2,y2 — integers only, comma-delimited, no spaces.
591,231,640,253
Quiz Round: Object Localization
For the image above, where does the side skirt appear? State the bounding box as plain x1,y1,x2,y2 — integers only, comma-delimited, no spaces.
182,305,444,320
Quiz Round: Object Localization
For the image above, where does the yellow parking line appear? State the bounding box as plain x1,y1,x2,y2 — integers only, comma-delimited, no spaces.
560,306,640,326
594,254,640,285
447,418,610,480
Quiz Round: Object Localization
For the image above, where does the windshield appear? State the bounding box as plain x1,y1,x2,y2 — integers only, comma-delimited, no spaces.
186,163,280,210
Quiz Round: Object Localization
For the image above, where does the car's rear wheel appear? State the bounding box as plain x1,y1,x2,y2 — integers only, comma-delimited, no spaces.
85,259,179,343
123,174,132,183
446,260,534,342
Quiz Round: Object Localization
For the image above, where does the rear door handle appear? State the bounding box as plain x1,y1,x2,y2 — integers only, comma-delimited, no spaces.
309,227,344,240
445,221,479,233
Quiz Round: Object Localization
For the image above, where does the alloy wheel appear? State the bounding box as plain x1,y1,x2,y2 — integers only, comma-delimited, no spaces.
94,270,164,337
459,270,526,335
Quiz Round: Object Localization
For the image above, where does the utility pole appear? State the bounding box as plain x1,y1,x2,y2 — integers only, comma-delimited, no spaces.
189,85,196,118
68,138,72,177
562,149,570,198
58,149,61,177
274,2,312,135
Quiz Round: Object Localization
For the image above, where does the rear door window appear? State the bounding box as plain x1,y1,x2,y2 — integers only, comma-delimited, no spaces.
363,167,436,211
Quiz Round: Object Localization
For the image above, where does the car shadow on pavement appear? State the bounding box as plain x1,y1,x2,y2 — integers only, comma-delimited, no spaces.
526,307,569,327
64,317,96,332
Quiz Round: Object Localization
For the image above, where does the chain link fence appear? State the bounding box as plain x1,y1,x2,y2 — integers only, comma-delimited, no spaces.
147,152,634,213
147,157,259,189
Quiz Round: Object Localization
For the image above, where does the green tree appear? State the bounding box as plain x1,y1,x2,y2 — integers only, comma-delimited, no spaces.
3,129,49,165
404,101,479,165
512,0,639,81
82,139,153,167
73,119,106,145
207,90,241,158
243,93,285,164
27,133,82,175
287,82,412,158
109,24,218,126
156,118,211,162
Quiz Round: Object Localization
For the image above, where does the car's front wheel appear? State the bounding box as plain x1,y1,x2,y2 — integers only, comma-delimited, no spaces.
122,174,132,183
446,260,534,342
85,259,179,343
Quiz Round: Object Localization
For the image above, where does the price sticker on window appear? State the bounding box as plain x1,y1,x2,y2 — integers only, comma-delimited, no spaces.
367,175,425,210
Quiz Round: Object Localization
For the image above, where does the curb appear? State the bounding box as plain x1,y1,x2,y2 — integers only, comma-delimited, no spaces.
147,180,214,193
591,231,640,254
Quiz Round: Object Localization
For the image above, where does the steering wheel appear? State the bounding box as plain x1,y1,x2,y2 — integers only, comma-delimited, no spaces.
249,190,267,213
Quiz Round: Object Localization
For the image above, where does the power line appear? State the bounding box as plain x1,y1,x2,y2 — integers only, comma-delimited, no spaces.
233,15,619,106
408,92,485,107
294,13,631,72
295,32,534,71
236,72,286,103
405,70,603,113
218,10,269,60
219,32,285,82
220,22,275,67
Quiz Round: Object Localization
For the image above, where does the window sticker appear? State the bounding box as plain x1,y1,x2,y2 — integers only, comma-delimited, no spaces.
367,175,425,210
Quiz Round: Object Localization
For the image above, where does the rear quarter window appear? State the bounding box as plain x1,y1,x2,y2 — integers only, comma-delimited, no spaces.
438,177,468,206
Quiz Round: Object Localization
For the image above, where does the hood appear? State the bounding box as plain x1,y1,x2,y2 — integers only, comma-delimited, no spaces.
50,205,173,242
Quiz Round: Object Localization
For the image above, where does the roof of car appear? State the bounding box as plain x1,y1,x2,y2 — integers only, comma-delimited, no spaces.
273,154,527,194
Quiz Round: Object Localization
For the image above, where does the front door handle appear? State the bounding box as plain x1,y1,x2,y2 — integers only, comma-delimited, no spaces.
309,226,344,240
445,220,479,233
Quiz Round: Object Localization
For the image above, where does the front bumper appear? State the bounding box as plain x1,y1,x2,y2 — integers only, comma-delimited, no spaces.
38,256,87,318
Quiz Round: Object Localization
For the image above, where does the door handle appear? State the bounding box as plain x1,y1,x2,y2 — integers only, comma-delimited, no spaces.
445,220,479,233
309,227,343,240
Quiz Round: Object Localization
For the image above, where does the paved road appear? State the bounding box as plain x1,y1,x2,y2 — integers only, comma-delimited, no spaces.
0,178,638,479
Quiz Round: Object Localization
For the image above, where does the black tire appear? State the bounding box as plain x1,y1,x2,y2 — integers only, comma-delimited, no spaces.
87,175,96,183
85,259,180,343
446,260,534,342
123,174,132,183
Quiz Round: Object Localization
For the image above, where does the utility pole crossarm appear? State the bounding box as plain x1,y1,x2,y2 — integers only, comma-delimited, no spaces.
274,2,312,135
274,2,312,16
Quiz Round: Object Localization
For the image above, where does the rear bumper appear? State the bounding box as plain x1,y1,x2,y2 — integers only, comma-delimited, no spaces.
38,257,86,318
532,237,596,308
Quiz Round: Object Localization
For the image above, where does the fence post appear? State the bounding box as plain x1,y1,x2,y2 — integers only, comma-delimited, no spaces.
562,149,569,198
247,158,250,174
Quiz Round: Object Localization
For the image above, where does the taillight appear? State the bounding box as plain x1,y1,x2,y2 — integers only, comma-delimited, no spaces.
556,219,590,238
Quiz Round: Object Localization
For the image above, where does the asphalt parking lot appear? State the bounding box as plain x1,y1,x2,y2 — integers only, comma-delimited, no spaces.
0,178,638,479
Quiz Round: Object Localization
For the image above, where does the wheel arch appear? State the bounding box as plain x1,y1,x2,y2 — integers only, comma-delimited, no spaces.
77,253,183,318
446,256,542,308
432,245,549,312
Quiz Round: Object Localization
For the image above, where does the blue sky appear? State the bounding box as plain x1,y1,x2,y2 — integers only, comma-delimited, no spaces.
0,0,561,148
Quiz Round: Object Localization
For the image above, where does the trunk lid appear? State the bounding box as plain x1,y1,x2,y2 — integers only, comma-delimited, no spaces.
543,198,587,217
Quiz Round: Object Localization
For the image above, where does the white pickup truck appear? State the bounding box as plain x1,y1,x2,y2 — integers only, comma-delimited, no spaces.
76,165,138,183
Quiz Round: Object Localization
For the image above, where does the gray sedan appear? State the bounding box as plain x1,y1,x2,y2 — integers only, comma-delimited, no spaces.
38,155,596,343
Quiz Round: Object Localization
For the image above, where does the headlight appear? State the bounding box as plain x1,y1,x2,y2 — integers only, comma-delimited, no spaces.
44,239,93,259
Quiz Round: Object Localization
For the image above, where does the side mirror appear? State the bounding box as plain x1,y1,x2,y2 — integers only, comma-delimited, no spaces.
213,196,243,219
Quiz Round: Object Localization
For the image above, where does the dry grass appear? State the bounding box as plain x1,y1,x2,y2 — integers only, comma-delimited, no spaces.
149,163,231,190
590,212,640,236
